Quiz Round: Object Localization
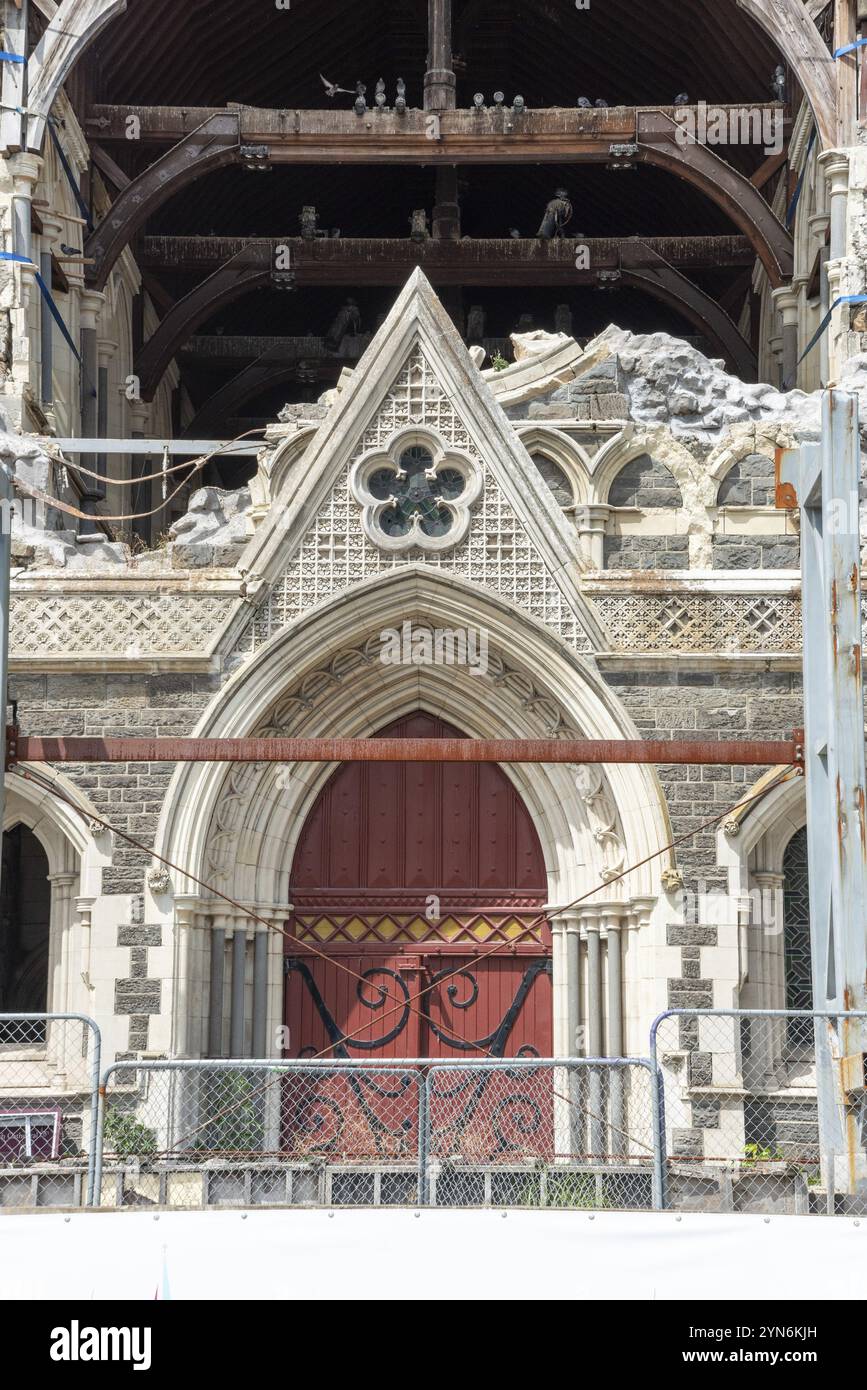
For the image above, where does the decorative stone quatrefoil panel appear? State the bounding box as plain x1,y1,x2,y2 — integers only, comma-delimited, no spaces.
349,427,483,553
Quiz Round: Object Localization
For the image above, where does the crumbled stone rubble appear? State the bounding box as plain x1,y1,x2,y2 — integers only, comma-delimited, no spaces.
8,325,867,570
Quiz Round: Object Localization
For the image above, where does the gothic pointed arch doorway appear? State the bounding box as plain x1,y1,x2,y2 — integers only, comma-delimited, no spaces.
284,713,552,1058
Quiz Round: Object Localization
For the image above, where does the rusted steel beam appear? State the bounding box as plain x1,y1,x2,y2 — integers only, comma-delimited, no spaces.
10,734,805,768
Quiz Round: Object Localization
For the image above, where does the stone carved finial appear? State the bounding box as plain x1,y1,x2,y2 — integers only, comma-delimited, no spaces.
661,867,685,892
724,818,742,837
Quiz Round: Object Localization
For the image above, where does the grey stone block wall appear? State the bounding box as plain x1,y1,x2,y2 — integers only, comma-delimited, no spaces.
604,666,802,888
713,534,800,569
8,671,221,894
608,454,683,508
604,534,689,570
717,454,776,506
605,665,803,1120
114,896,163,1048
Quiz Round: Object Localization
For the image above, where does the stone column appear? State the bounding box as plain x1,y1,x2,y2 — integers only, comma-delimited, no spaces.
208,915,229,1058
128,399,152,544
808,209,832,385
7,152,43,416
38,214,64,420
818,151,850,380
772,285,800,390
576,504,610,570
768,330,784,389
603,910,625,1160
173,898,197,1058
46,874,79,1083
77,289,106,540
269,913,288,1058
582,909,605,1160
550,915,570,1057
229,918,248,1057
753,870,787,1083
550,912,579,1161
820,150,850,260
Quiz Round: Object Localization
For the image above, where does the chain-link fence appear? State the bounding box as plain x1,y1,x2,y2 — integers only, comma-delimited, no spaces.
96,1059,426,1209
7,1011,866,1215
651,1009,867,1216
0,1013,101,1208
94,1056,661,1211
425,1059,661,1209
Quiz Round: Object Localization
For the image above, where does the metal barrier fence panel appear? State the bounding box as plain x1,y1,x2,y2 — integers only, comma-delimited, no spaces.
425,1059,660,1209
94,1057,661,1211
0,1013,101,1209
96,1060,426,1209
650,1009,867,1216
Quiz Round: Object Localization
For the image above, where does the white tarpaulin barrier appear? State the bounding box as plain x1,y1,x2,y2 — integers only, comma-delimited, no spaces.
2,1209,865,1300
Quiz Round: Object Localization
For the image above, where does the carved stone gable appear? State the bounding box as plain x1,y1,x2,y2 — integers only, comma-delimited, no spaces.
243,345,592,653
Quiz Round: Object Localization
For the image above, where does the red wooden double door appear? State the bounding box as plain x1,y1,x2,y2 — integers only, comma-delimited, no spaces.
284,714,552,1060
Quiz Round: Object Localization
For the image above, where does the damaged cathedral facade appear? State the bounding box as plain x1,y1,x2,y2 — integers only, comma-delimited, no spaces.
1,0,866,1198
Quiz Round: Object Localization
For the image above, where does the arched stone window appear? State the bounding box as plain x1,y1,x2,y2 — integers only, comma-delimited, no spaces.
604,453,686,570
782,826,812,1012
531,453,574,509
0,826,51,1038
714,455,800,569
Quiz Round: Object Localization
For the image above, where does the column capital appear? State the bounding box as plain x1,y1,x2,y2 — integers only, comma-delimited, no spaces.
38,213,66,244
127,400,150,431
49,872,80,890
575,503,611,531
9,150,43,192
79,288,105,331
807,211,831,243
97,337,119,366
818,148,850,189
771,284,799,324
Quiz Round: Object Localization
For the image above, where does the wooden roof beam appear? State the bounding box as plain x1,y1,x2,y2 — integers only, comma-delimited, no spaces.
139,235,757,278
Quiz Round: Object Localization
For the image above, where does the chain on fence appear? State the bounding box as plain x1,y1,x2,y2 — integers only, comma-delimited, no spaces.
94,1057,660,1211
651,1009,867,1216
0,1014,101,1209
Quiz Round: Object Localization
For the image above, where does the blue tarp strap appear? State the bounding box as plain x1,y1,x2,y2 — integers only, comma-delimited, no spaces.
834,37,867,58
47,120,93,232
786,126,817,229
783,294,867,388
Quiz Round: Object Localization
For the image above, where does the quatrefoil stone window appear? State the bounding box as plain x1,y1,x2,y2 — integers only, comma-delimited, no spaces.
350,430,483,553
